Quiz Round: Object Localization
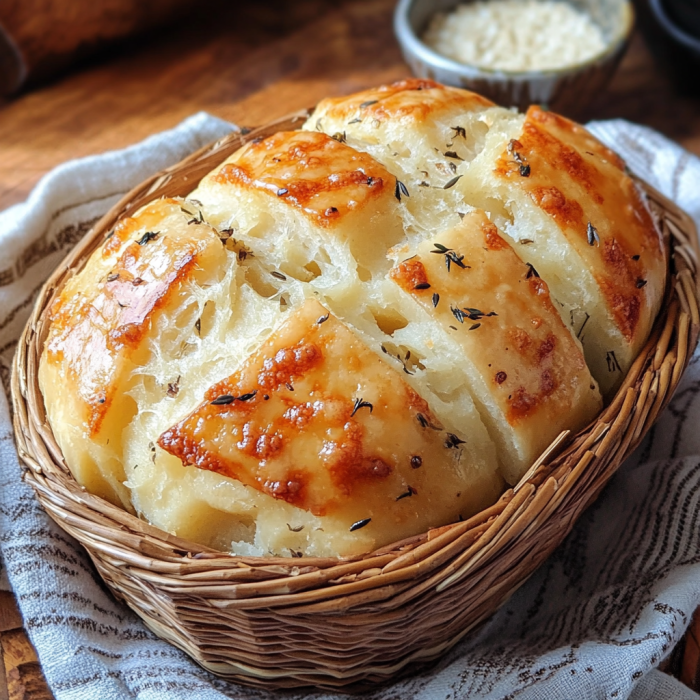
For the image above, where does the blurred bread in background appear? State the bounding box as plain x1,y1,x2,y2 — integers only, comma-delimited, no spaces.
0,0,194,95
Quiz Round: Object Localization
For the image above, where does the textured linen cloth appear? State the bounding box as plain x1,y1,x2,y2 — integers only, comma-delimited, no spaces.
1,113,700,700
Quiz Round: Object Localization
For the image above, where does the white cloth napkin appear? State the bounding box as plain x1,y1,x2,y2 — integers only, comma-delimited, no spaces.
1,113,699,700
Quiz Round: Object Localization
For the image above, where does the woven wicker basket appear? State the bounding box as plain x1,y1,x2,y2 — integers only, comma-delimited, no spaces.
11,112,700,693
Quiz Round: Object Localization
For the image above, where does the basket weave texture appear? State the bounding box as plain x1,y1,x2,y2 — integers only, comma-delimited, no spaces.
10,113,700,693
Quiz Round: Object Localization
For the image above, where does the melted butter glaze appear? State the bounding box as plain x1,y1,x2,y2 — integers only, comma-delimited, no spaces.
45,200,222,435
159,299,457,518
213,131,393,228
495,106,665,343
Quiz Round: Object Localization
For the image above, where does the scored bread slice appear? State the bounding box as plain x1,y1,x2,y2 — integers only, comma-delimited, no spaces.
303,78,496,237
307,82,665,396
158,298,504,556
38,198,232,509
388,210,601,483
189,129,405,284
457,106,666,394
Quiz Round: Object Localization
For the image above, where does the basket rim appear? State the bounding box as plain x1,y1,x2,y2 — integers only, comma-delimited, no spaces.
10,112,700,596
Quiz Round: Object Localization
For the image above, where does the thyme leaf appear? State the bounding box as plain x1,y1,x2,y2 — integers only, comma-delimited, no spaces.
444,433,466,449
137,231,159,245
587,222,600,246
525,262,540,279
351,398,374,417
350,518,371,531
394,178,410,201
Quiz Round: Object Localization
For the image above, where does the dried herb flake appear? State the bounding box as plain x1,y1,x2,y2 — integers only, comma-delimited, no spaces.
445,433,466,449
525,262,540,279
187,210,204,225
587,222,600,246
167,378,180,397
350,518,371,532
395,179,409,201
446,250,468,271
606,351,621,373
451,306,465,324
396,486,418,501
351,398,374,417
137,231,159,246
211,391,257,405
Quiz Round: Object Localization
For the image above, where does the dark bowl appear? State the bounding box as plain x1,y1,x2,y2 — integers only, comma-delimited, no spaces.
649,0,700,55
664,0,700,38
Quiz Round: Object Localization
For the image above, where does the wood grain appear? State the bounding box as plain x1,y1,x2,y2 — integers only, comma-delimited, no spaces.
0,0,194,95
0,592,53,700
0,0,699,696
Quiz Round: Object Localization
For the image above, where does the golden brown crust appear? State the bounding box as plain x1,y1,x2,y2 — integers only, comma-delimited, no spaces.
310,78,494,129
211,130,394,228
495,106,665,344
158,299,488,528
389,211,601,480
44,199,224,436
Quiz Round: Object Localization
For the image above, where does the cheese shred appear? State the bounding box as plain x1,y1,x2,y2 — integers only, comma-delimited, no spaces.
423,0,607,72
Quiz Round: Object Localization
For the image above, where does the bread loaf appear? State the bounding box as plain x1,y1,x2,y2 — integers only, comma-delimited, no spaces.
39,80,664,558
307,81,666,395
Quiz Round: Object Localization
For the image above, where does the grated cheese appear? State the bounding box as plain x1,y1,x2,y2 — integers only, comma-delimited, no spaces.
423,0,607,72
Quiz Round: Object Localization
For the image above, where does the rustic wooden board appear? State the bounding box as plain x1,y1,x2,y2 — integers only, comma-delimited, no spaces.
0,0,699,697
0,591,53,700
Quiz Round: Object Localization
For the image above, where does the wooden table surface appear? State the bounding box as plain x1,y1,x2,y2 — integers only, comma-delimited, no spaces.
1,0,699,697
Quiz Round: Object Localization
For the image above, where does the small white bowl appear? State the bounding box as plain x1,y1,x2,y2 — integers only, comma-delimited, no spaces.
394,0,634,114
